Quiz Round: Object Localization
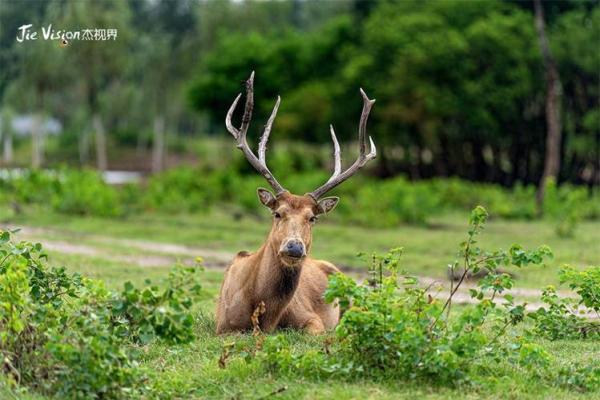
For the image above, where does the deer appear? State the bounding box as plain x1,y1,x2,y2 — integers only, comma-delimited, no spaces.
215,72,376,335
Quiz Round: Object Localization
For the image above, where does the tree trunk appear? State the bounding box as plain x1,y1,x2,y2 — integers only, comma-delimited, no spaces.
93,114,108,171
0,116,12,165
31,114,44,169
472,140,487,181
136,131,147,157
595,124,600,189
79,129,90,166
4,133,12,164
152,114,166,173
408,145,421,180
534,0,562,215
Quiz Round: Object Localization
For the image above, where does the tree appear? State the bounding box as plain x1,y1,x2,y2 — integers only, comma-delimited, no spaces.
130,0,196,172
187,0,600,186
61,0,131,170
551,7,600,188
4,1,66,169
534,0,563,214
337,0,544,180
187,16,359,141
0,107,15,164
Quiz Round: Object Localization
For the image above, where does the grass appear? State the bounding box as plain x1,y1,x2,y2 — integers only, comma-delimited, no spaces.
1,207,599,399
3,206,599,287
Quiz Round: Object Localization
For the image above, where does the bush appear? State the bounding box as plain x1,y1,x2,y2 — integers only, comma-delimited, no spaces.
2,166,599,227
557,364,600,392
560,265,600,312
0,168,122,217
112,263,205,344
0,229,138,398
529,266,600,340
0,169,59,205
0,229,205,398
254,206,554,385
52,169,122,217
431,178,538,219
142,167,215,213
341,177,440,226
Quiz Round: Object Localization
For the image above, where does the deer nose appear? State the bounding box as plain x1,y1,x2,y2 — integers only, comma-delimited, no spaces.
284,240,305,258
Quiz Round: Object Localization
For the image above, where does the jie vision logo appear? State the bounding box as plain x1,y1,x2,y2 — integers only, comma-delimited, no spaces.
16,24,118,46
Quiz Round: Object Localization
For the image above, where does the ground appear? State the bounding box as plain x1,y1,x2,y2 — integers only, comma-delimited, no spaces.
1,208,599,399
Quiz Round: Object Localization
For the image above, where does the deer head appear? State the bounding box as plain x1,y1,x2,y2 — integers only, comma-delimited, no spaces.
226,72,376,266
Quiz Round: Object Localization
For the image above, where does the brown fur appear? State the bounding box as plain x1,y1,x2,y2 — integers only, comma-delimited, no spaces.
216,192,341,335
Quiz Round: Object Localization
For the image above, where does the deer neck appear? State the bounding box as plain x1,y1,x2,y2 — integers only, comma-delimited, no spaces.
253,239,303,303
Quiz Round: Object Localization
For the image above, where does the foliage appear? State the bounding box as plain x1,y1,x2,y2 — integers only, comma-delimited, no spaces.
189,1,599,187
2,166,599,227
112,262,205,344
142,167,219,213
42,292,142,399
556,363,600,392
0,228,139,398
559,265,600,312
254,206,554,385
139,167,600,225
529,266,600,340
2,0,598,189
52,169,122,217
0,170,59,205
0,228,205,398
148,162,583,221
340,177,440,225
0,168,122,217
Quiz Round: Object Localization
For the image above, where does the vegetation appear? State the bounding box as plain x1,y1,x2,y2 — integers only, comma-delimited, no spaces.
0,0,598,398
1,1,598,191
1,207,599,398
1,167,599,229
0,229,205,398
189,0,599,186
247,208,556,385
530,266,600,340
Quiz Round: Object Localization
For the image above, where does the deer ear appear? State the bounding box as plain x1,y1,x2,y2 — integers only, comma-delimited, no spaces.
317,196,339,215
257,188,277,209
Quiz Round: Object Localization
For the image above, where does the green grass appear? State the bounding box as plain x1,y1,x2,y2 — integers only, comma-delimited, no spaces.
3,207,599,287
1,208,599,399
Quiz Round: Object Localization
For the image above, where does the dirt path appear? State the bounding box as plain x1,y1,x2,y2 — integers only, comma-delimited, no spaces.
7,225,598,319
9,224,233,268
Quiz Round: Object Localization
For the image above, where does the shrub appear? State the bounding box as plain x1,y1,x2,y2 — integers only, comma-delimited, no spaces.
0,169,59,205
143,167,215,213
557,364,600,392
430,178,537,219
2,166,599,226
111,263,205,344
0,168,122,217
52,169,122,217
529,266,600,340
559,265,600,312
0,229,205,398
255,206,554,385
0,229,138,398
42,291,142,399
340,176,441,226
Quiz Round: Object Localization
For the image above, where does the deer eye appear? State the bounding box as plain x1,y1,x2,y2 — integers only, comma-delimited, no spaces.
273,212,281,219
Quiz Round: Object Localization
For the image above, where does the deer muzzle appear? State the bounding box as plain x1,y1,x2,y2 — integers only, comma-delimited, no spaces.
279,239,306,260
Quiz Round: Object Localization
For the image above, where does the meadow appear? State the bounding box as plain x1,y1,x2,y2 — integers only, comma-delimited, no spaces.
1,1,599,398
1,202,599,399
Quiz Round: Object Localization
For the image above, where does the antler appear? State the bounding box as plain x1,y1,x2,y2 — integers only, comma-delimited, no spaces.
225,71,286,195
308,88,377,199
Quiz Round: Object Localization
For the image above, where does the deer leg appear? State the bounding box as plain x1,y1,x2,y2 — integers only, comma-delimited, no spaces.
304,317,325,335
